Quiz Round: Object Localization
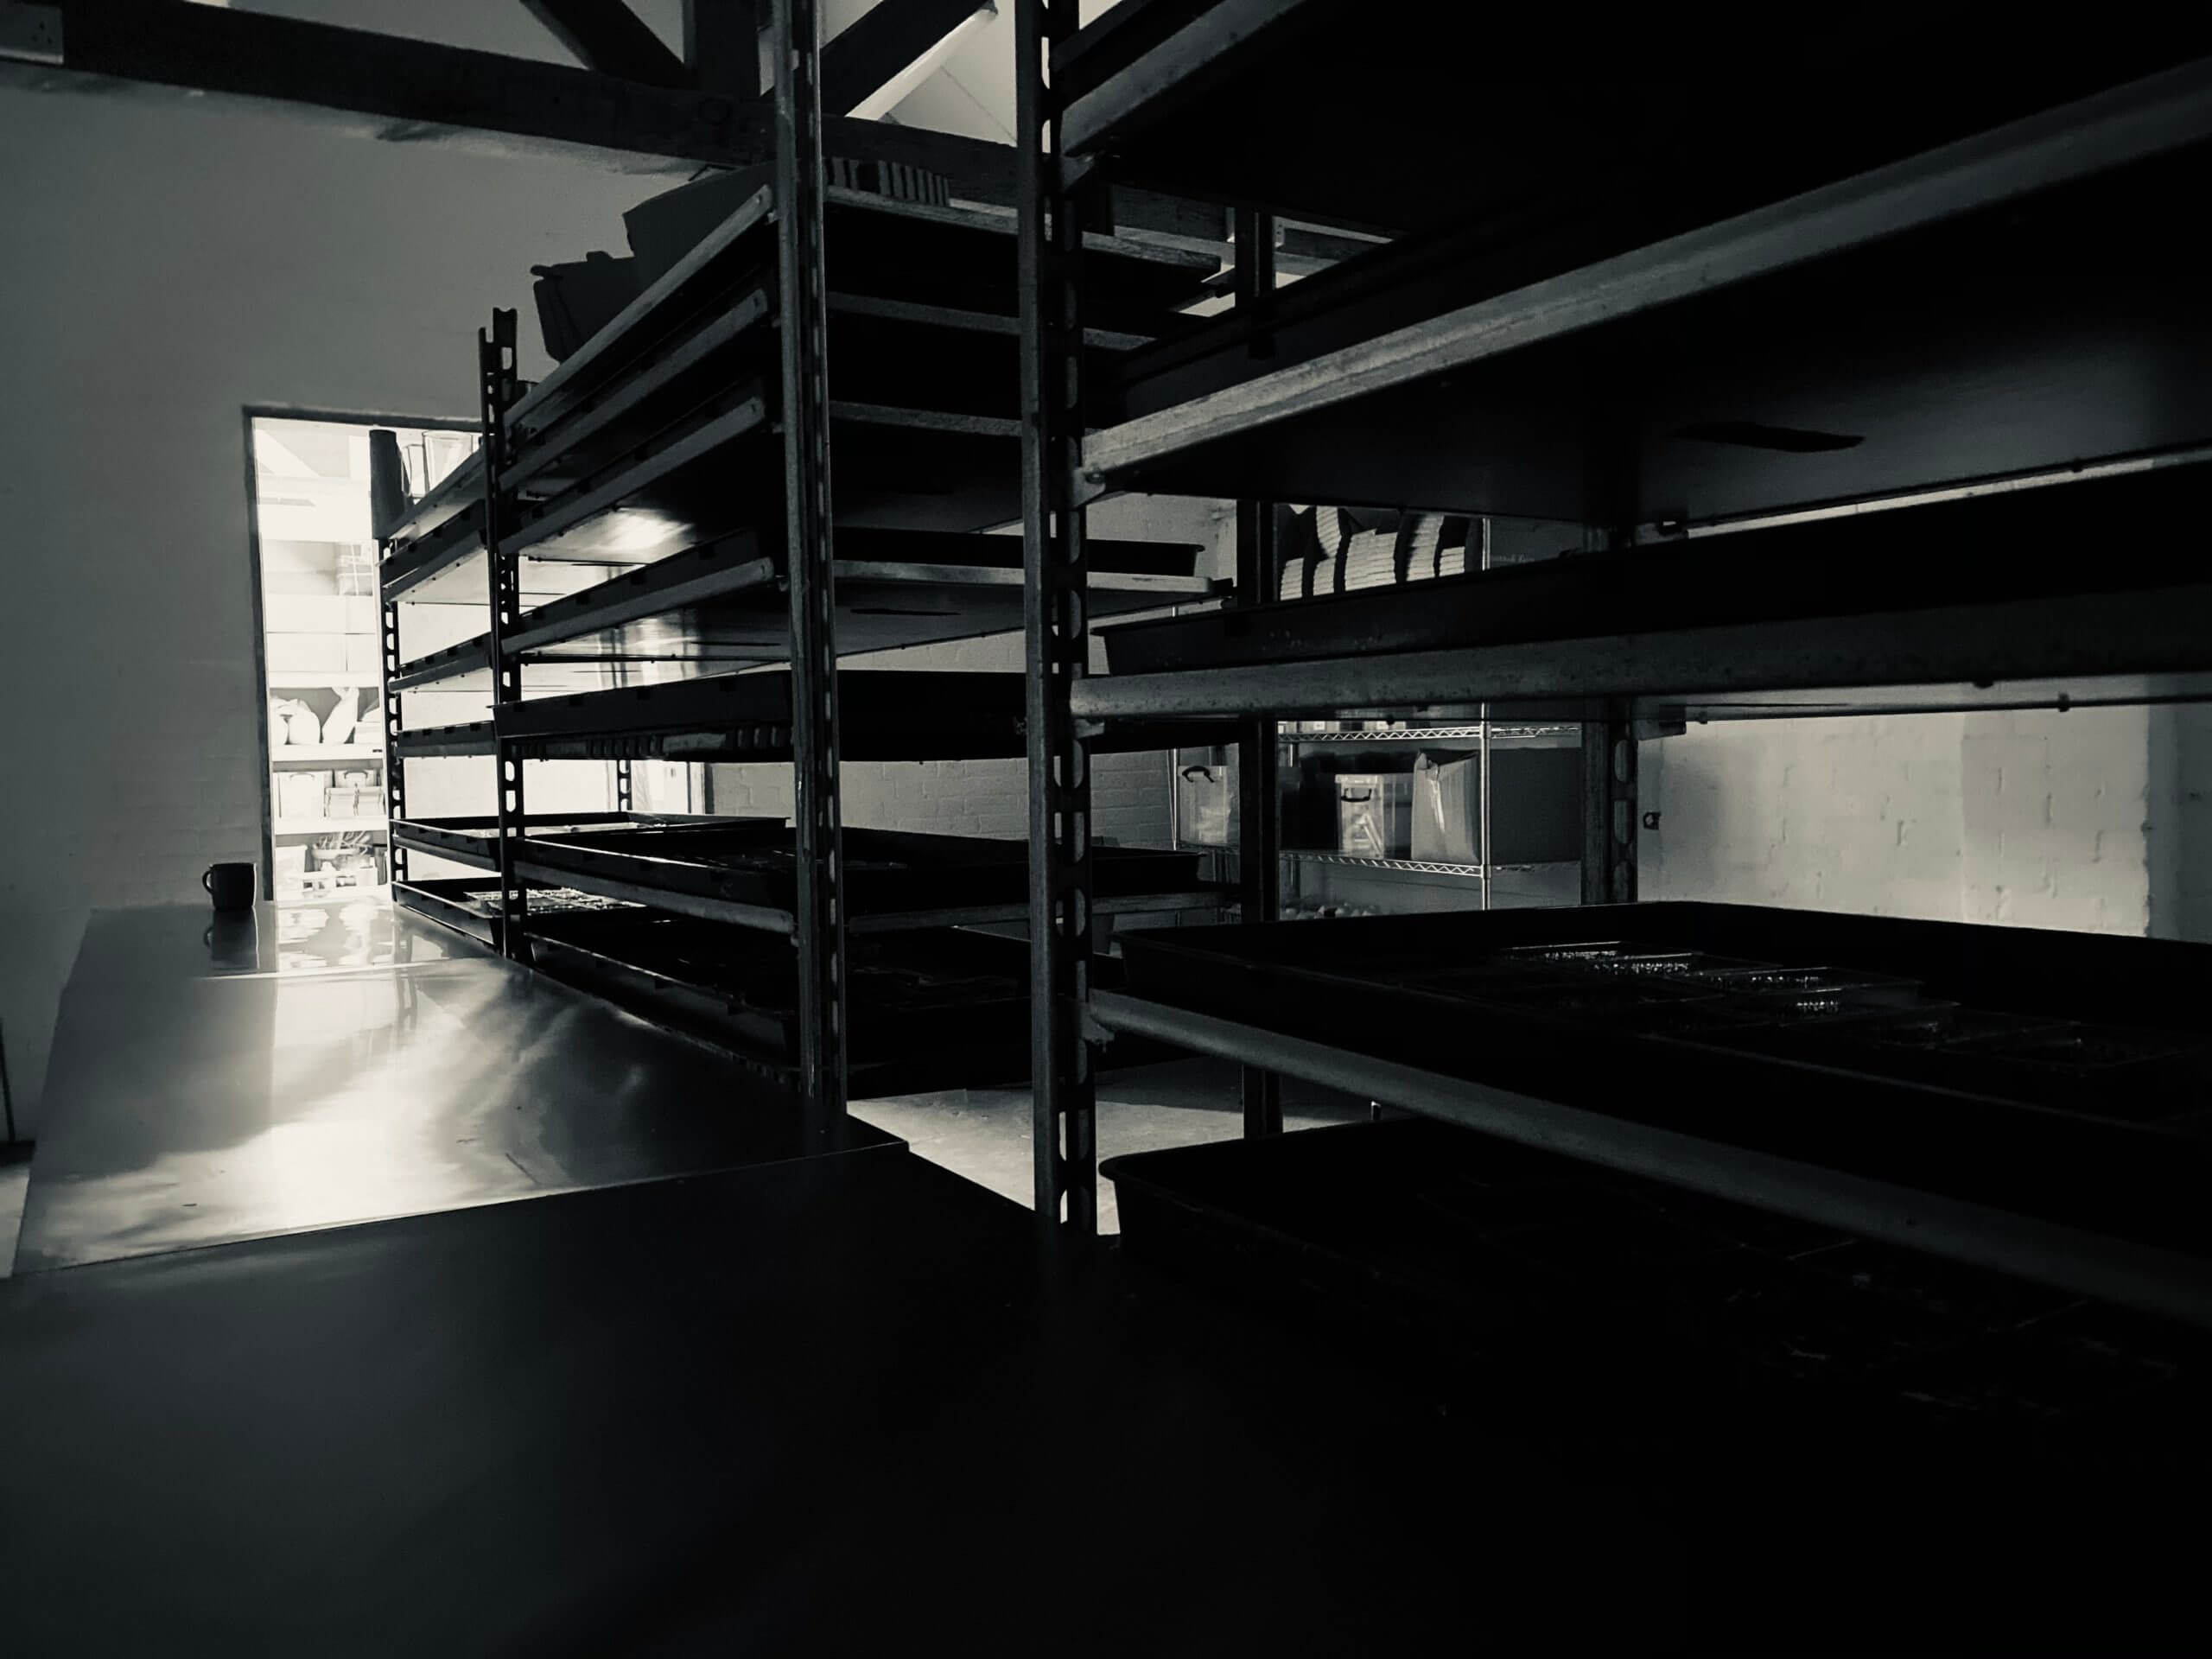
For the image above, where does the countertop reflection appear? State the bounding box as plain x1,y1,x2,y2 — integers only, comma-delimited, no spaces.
15,903,894,1272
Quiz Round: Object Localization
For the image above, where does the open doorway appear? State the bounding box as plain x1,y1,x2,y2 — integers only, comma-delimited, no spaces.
246,412,475,926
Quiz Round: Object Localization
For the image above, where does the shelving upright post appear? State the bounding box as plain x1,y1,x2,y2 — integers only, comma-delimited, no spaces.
772,0,849,1142
1019,0,1098,1233
1230,205,1281,1138
480,308,531,957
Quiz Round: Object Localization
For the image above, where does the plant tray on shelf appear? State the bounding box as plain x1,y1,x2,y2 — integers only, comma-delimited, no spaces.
1096,463,2212,681
525,910,1032,1089
1115,903,2212,1259
393,877,626,948
519,822,1219,920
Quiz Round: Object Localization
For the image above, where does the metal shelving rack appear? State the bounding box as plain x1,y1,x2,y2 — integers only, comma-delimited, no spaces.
1016,1,2212,1316
1172,719,1586,918
378,0,1225,1141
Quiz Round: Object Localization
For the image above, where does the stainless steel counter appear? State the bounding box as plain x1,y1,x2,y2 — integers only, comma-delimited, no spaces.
13,903,893,1272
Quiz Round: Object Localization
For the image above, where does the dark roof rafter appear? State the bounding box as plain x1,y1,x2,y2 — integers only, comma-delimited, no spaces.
0,0,1225,250
520,0,690,88
820,0,993,116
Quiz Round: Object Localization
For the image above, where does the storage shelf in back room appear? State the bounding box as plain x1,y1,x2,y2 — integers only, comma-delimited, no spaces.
274,816,388,837
1278,724,1580,748
270,744,384,765
267,674,383,690
1283,853,1489,880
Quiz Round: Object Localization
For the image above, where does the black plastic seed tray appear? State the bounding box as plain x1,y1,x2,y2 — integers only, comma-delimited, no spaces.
1103,1116,2212,1472
1095,425,2212,677
1116,904,2212,1255
394,876,635,949
521,821,1218,922
527,909,1032,1088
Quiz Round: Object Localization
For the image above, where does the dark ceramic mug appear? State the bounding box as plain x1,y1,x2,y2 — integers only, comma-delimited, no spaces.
202,861,256,912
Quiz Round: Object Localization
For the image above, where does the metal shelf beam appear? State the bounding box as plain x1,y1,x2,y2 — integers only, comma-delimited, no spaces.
1074,579,2212,721
1089,988,2212,1332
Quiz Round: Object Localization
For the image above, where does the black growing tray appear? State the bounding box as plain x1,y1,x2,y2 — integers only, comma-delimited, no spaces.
495,669,1229,762
526,910,1032,1088
1103,1117,2212,1476
1116,904,2212,1259
521,822,1218,920
394,877,563,947
1097,461,2212,677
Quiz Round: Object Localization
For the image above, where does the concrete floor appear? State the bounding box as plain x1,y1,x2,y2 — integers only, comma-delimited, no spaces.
854,1057,1370,1230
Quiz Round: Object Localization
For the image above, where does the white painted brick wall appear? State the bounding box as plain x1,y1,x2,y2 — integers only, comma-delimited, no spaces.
1961,709,2149,934
1641,708,2151,934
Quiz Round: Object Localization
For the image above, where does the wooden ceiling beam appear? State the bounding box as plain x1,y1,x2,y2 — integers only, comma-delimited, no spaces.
0,0,1223,252
820,0,993,118
684,0,762,98
0,0,765,175
519,0,690,88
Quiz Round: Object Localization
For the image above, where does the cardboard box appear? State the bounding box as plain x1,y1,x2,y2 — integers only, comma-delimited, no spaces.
1412,752,1481,864
1336,773,1410,859
343,634,382,675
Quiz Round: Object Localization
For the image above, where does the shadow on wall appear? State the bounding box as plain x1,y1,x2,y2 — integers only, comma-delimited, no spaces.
2149,705,2212,942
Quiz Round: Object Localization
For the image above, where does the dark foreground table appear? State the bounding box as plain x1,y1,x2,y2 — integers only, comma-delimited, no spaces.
2,1146,2202,1655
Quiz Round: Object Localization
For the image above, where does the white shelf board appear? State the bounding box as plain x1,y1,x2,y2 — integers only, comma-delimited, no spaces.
270,744,385,766
273,816,390,837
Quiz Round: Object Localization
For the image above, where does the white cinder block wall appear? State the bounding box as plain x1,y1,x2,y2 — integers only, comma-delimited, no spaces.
1640,707,2155,934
